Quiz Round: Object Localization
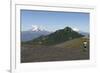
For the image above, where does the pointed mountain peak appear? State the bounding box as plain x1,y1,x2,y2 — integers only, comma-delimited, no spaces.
31,25,41,32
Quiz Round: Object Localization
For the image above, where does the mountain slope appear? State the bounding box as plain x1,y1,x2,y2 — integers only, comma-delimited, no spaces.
25,27,84,45
54,37,89,49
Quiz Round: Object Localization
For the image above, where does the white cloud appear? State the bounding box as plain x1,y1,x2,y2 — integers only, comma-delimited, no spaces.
72,27,79,32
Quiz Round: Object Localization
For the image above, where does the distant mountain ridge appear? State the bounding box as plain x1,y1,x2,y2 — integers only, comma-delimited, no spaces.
25,27,84,45
21,30,50,42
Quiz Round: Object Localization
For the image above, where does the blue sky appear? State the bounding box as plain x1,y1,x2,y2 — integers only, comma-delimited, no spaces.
21,10,89,32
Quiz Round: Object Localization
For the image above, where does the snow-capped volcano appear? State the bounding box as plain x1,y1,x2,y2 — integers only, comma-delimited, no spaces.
21,25,51,41
31,25,40,32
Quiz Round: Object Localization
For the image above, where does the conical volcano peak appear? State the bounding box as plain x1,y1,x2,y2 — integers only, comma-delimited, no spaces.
31,25,40,32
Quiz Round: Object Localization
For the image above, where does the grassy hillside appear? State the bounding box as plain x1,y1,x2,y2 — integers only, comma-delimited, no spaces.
55,37,89,49
21,37,89,63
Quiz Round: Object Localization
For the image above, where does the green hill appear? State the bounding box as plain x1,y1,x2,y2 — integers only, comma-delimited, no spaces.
24,27,84,45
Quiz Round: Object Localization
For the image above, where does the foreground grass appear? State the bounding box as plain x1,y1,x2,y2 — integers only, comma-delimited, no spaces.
21,37,89,63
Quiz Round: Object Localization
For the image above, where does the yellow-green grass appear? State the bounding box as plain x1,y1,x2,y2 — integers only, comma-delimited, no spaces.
55,37,89,49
